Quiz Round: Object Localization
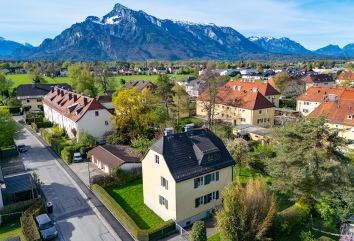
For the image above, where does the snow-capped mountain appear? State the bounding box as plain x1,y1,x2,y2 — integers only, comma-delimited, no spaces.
0,37,33,56
248,36,312,55
6,3,265,61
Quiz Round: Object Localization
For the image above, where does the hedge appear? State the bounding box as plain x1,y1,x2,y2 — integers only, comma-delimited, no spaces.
0,199,36,225
23,113,44,125
40,128,54,143
20,197,46,241
92,184,176,241
0,106,21,113
61,145,85,164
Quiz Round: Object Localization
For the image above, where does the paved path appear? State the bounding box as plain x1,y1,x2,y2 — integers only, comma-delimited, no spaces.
19,120,135,241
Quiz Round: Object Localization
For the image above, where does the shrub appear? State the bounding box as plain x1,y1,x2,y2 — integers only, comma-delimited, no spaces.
131,136,153,155
52,125,65,137
191,221,207,241
40,128,54,143
80,146,93,158
78,131,96,147
0,199,36,225
106,133,125,145
20,197,46,241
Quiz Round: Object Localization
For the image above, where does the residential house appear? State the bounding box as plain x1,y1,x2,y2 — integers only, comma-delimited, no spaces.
17,83,71,112
168,67,179,74
335,72,354,85
142,125,235,227
232,124,270,141
138,67,150,75
88,145,142,174
42,86,114,141
307,88,354,142
301,74,334,89
296,86,345,117
177,77,208,98
60,68,68,77
95,95,115,114
122,80,157,92
224,80,280,107
196,84,276,127
153,67,167,74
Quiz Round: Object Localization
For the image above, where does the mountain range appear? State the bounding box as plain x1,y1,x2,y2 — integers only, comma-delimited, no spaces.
2,3,354,61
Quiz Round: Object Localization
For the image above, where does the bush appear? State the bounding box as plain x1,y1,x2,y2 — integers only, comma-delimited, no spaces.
80,146,93,158
36,120,53,128
131,136,153,155
191,221,207,241
20,197,46,241
40,128,54,143
0,199,36,225
52,125,65,137
61,145,85,163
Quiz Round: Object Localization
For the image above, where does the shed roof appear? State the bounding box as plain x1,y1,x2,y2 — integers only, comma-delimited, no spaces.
4,173,35,194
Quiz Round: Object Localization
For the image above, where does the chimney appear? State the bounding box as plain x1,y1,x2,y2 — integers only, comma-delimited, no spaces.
60,90,64,97
185,123,194,133
50,86,54,93
31,82,35,89
73,94,77,102
56,88,60,96
68,92,73,100
164,127,173,136
83,97,88,106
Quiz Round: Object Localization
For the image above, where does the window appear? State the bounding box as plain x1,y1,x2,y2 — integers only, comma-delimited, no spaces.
37,99,41,102
195,196,204,207
195,176,204,188
208,153,214,161
304,101,310,105
266,109,269,114
104,120,109,125
195,191,219,208
159,195,168,209
155,154,159,164
208,191,219,202
264,118,270,122
196,172,219,187
26,99,30,103
352,128,354,133
95,111,99,116
241,109,245,113
239,118,246,122
348,115,353,120
161,177,168,190
259,110,262,115
234,113,236,117
222,106,224,109
303,109,309,113
257,118,263,124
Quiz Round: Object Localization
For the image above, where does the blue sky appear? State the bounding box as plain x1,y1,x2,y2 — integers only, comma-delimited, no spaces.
1,0,354,50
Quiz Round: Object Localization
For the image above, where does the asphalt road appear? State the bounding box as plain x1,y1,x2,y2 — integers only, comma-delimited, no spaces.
13,116,134,241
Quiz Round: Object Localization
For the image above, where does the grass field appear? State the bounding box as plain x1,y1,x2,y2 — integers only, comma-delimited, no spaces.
106,179,164,230
0,220,25,241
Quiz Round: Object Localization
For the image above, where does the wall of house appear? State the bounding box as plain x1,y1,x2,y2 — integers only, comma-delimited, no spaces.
21,98,43,112
265,95,280,108
296,100,321,116
77,109,113,140
326,123,354,141
143,150,177,222
175,167,234,227
196,101,274,127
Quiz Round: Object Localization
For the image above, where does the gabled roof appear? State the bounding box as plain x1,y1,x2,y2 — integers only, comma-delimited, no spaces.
224,80,280,96
308,99,354,127
336,72,354,81
197,86,275,110
16,83,71,99
301,74,334,84
42,86,108,123
177,77,197,85
123,80,157,91
148,128,235,182
88,145,142,170
297,86,346,102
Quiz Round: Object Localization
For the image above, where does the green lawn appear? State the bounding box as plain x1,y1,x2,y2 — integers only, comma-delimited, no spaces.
7,74,69,87
106,179,164,230
0,220,25,241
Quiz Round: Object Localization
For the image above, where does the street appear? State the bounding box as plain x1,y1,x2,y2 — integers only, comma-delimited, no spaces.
13,116,122,241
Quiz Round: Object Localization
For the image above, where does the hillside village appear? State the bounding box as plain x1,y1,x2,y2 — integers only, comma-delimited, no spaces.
1,60,354,240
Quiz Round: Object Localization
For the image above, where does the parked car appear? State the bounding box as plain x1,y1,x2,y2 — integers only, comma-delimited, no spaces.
35,214,58,240
17,143,27,152
73,152,83,162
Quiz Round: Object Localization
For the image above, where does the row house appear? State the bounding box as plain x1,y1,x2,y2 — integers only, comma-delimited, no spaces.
335,72,354,85
301,74,334,89
196,82,276,127
42,86,114,141
142,125,235,227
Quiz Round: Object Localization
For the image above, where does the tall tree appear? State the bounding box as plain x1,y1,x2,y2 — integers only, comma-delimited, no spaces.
0,109,23,147
225,138,250,176
155,74,175,119
112,88,159,139
67,64,82,90
28,68,47,84
272,72,291,96
171,83,190,125
346,62,354,72
0,71,14,97
76,68,97,97
266,115,354,222
216,177,276,241
94,67,116,93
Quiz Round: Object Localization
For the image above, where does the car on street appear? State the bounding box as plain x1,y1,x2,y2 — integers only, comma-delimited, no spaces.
17,143,27,152
73,152,83,162
35,213,58,240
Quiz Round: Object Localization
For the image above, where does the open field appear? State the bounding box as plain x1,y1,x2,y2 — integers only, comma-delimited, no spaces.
106,179,164,230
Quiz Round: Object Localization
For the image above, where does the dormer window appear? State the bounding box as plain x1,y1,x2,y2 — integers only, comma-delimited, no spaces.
348,115,353,120
208,153,214,161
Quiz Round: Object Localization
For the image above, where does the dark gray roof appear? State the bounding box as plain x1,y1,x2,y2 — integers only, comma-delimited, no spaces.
149,128,235,182
123,80,157,91
4,173,35,194
17,83,72,99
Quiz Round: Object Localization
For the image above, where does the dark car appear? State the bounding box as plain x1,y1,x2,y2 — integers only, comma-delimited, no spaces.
17,144,27,152
35,214,58,240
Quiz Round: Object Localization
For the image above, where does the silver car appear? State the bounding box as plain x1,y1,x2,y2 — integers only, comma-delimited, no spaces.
35,213,58,240
73,152,83,162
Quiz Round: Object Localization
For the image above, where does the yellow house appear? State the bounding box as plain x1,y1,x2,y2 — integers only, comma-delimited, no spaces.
196,85,275,127
17,83,71,112
142,125,235,227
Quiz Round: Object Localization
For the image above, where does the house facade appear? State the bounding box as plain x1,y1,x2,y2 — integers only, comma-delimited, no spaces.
17,83,71,112
42,86,114,141
122,80,157,92
142,126,235,227
301,74,334,89
88,145,142,174
177,77,208,98
335,72,354,85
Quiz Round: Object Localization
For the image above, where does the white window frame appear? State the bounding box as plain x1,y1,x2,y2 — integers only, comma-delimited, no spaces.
197,176,204,187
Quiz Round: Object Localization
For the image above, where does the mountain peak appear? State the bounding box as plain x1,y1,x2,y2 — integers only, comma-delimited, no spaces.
113,3,129,11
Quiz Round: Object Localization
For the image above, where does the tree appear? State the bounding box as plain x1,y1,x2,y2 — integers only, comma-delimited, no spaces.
76,68,97,97
112,88,159,140
190,220,207,241
225,138,250,176
67,64,82,90
78,131,96,146
28,68,47,84
256,65,263,73
272,72,291,96
346,62,354,72
0,71,14,97
171,83,190,124
155,74,175,120
216,177,276,241
94,67,116,93
0,109,23,147
266,115,354,223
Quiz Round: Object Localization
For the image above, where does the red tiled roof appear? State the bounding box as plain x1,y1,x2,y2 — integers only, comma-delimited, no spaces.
197,86,275,110
297,86,345,102
224,80,280,96
42,87,107,122
336,72,354,81
308,99,354,127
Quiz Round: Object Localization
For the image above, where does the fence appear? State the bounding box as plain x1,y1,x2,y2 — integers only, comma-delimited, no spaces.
175,222,190,241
